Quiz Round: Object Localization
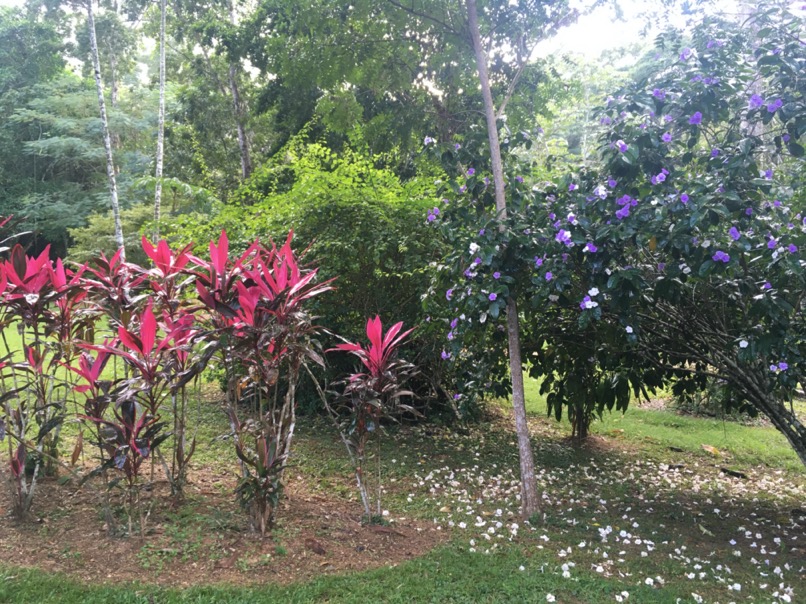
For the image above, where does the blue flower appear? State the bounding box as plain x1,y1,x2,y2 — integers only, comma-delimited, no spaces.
616,140,629,153
467,168,475,176
689,112,703,125
652,88,666,100
712,250,730,263
729,226,741,241
568,183,578,191
607,178,617,188
584,242,598,253
711,148,720,157
788,243,798,253
555,229,573,246
748,94,764,110
680,193,689,204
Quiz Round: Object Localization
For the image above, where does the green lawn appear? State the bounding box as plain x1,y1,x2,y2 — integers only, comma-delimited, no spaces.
0,374,804,603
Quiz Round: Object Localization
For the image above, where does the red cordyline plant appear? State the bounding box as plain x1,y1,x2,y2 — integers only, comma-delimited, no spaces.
328,316,417,522
194,230,333,534
0,243,89,517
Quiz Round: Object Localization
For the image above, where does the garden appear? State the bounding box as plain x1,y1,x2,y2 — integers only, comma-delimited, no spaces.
0,0,805,602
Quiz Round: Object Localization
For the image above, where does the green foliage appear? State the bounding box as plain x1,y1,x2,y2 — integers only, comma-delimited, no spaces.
163,143,450,414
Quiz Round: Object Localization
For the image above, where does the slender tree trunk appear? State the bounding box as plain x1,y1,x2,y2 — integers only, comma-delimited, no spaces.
153,0,167,237
227,1,252,180
228,64,252,180
87,0,125,259
466,0,539,519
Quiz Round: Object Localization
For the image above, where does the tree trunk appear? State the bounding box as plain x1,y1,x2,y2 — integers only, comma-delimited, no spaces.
227,2,252,180
87,0,125,259
153,0,167,237
466,0,539,519
228,64,252,180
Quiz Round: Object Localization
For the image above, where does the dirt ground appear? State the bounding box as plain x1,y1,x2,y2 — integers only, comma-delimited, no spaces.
0,464,446,588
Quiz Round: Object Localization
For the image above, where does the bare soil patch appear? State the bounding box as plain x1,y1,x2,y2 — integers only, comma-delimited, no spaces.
0,464,446,587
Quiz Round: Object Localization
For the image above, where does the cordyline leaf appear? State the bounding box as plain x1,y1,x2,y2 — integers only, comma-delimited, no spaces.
210,230,229,276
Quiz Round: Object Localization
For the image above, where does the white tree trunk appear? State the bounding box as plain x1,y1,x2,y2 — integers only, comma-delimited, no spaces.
87,0,125,259
153,0,167,237
466,0,539,519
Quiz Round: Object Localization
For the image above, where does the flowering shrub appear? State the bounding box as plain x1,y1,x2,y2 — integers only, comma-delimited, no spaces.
426,2,806,461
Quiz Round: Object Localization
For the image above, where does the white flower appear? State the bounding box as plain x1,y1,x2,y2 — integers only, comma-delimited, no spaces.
728,583,741,591
588,287,600,296
546,595,556,603
645,577,654,586
469,242,480,254
739,339,748,348
692,594,703,604
519,565,525,571
625,326,634,334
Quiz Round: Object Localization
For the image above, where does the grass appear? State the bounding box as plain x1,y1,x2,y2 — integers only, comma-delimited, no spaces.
1,374,804,603
523,376,805,472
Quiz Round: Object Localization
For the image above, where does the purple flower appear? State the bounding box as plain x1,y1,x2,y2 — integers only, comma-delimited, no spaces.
766,98,783,113
459,185,467,194
680,47,692,61
493,271,501,279
664,115,673,123
479,228,485,235
616,140,629,153
770,363,778,372
691,74,702,82
712,250,730,263
569,183,578,191
450,318,459,329
711,148,720,157
600,116,612,125
748,94,764,110
464,268,473,278
446,289,453,301
778,361,789,371
453,393,461,400
424,136,436,145
483,176,490,186
762,281,772,290
680,193,690,204
615,206,631,219
455,143,461,150
689,112,703,125
555,229,573,246
729,226,741,241
545,271,553,281
441,350,451,360
658,262,666,271
788,243,798,253
607,178,617,188
653,88,666,100
783,133,791,142
467,168,475,176
473,257,482,265
774,199,782,207
488,292,497,301
584,242,598,253
745,207,753,216
763,169,773,180
427,207,439,222
534,257,543,268
447,331,455,341
662,132,672,143
515,175,524,183
767,238,778,249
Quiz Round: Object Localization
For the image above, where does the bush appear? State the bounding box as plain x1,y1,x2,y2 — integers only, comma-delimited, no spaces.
161,143,453,416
